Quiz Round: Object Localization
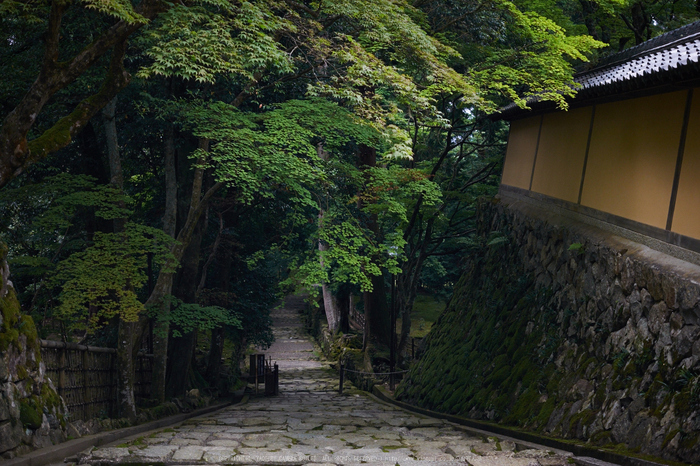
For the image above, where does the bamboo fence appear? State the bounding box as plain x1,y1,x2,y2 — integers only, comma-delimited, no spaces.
40,340,153,421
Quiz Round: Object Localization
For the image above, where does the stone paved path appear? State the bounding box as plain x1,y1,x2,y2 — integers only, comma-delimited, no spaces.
80,295,576,466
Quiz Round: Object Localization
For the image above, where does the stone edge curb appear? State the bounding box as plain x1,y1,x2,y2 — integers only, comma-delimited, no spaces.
0,400,237,466
371,385,672,466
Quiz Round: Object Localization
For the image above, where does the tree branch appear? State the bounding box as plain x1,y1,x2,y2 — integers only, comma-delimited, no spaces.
0,0,160,188
21,39,132,177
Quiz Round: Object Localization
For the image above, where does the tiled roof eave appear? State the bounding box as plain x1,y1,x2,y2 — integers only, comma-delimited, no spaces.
493,21,700,120
494,55,700,120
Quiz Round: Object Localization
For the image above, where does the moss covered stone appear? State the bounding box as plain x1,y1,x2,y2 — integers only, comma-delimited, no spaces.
395,198,700,465
20,398,43,430
0,290,21,352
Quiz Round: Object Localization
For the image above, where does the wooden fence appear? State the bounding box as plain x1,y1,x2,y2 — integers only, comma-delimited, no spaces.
40,340,153,421
349,307,365,330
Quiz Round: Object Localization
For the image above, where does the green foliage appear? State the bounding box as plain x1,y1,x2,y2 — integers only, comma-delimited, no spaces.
0,0,49,24
79,0,147,24
0,173,130,232
180,98,378,207
0,174,137,331
290,156,443,296
487,232,509,246
317,217,384,291
136,0,293,83
471,1,605,111
53,223,176,332
151,296,241,338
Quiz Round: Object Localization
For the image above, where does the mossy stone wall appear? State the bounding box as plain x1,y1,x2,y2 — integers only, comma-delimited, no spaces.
396,196,700,464
0,244,66,459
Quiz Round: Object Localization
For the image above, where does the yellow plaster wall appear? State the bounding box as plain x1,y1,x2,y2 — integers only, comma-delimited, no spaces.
530,107,592,203
501,116,541,190
671,91,700,239
580,91,686,229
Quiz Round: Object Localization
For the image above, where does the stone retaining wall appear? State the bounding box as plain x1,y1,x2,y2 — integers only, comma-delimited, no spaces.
1,246,67,459
396,195,700,464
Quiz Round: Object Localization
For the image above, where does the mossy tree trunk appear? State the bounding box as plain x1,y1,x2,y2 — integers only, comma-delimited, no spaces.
0,12,151,189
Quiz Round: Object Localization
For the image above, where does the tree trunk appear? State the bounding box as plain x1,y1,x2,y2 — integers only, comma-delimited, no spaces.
206,326,225,384
150,123,180,403
101,95,141,419
338,288,350,333
166,332,197,398
120,140,222,410
316,143,341,332
116,320,139,420
358,144,390,348
162,123,177,238
397,214,435,358
365,273,390,346
578,0,600,41
205,230,232,384
318,234,341,332
102,96,126,233
197,211,224,298
165,212,204,398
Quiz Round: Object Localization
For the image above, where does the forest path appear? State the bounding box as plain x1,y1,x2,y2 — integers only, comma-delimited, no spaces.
79,295,576,466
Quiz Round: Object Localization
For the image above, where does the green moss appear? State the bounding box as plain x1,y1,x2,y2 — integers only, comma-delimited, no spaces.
622,360,637,378
18,314,40,354
580,357,597,376
590,429,612,445
593,382,608,409
17,364,28,380
568,409,596,434
0,290,21,352
492,354,509,369
26,111,75,158
488,365,511,387
381,445,404,452
20,398,43,429
663,429,680,449
535,396,557,428
40,378,62,410
673,390,691,415
546,371,563,395
505,388,540,425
